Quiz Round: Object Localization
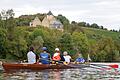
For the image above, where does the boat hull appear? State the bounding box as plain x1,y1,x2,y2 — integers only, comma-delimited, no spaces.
2,63,88,72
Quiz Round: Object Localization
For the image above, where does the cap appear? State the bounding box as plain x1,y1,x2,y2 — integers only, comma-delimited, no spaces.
42,47,47,51
55,48,59,51
63,51,68,55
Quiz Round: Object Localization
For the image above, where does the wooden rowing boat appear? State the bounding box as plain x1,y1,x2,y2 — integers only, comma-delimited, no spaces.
2,63,89,72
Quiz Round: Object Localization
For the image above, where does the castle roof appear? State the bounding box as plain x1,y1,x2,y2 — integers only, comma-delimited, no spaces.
47,11,53,15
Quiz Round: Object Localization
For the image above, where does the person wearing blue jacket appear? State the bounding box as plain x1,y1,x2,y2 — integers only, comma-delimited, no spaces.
75,52,85,63
39,47,50,64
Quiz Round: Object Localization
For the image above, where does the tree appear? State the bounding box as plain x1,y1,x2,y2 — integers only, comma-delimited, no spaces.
86,23,90,27
32,36,44,53
0,14,1,20
6,9,15,19
0,28,7,58
72,32,89,54
91,23,99,28
59,33,73,51
100,26,104,29
57,14,70,31
6,17,16,41
42,29,62,53
1,10,8,20
92,37,118,62
71,21,77,24
31,29,43,39
0,9,14,21
0,9,16,40
0,14,2,28
5,28,28,60
78,22,86,27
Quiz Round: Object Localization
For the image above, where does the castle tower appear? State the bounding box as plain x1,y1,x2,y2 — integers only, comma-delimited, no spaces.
47,11,56,21
42,11,55,27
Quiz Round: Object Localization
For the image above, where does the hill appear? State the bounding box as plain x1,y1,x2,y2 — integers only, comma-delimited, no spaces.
0,9,120,62
82,27,120,40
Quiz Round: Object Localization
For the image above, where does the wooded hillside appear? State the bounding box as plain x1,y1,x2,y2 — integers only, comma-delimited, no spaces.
0,9,120,62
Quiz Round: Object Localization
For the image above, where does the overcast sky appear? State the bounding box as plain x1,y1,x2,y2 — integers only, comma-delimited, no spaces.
0,0,120,30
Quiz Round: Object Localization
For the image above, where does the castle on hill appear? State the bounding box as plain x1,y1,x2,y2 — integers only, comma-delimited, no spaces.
29,11,63,31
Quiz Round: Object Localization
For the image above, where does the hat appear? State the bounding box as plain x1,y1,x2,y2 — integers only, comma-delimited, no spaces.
63,51,68,55
42,47,47,51
55,48,59,51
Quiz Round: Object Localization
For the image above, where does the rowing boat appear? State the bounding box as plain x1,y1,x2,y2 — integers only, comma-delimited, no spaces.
2,63,89,72
2,62,119,72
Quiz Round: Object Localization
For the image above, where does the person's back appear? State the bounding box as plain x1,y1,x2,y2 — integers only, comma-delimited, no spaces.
63,51,71,63
52,48,61,61
75,52,85,63
27,47,36,64
40,47,50,64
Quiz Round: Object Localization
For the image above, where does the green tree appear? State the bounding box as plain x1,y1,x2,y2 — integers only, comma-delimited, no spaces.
72,32,89,54
86,23,91,27
57,14,70,31
0,28,7,58
6,9,15,18
6,17,16,41
92,37,118,62
0,9,16,41
43,29,62,52
32,29,43,38
59,33,73,51
91,23,99,28
78,22,86,27
6,28,28,60
32,36,44,53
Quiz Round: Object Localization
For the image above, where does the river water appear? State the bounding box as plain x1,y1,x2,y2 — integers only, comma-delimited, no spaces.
1,64,120,80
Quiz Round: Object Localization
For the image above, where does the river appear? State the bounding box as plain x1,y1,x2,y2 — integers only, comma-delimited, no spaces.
1,63,120,80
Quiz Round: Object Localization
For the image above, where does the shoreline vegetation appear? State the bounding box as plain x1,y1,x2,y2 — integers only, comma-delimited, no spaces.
0,9,120,62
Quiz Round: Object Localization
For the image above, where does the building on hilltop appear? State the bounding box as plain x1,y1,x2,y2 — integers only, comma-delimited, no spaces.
29,16,41,27
29,11,63,31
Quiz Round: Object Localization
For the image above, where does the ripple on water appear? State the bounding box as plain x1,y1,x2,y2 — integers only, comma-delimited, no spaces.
1,66,120,80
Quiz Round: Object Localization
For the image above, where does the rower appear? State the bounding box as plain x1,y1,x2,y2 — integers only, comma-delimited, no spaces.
39,47,50,64
52,48,61,64
27,47,36,64
74,52,85,64
63,51,71,64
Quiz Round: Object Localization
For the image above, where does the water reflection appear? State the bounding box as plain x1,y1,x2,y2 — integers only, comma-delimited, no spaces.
2,67,120,80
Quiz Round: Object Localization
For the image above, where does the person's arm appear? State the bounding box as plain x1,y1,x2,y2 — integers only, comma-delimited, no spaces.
39,53,41,62
69,56,74,62
48,53,52,60
60,54,65,61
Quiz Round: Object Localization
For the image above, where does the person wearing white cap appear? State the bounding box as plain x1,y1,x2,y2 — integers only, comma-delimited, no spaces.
52,48,61,61
55,48,59,51
63,51,71,63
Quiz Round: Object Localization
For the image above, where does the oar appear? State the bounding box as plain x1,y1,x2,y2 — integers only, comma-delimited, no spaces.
90,63,119,70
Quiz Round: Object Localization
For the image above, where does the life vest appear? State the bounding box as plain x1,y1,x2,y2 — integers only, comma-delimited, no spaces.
52,52,61,61
40,53,49,64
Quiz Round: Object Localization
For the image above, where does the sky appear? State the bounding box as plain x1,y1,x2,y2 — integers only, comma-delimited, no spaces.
0,0,120,30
